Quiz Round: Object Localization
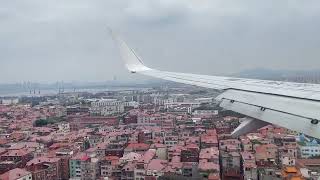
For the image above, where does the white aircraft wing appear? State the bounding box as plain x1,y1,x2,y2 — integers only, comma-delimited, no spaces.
111,30,320,138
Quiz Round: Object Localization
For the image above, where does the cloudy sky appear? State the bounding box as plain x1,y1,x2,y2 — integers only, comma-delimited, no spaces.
1,0,320,83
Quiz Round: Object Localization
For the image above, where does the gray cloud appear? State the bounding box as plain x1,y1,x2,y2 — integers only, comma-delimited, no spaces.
0,0,320,83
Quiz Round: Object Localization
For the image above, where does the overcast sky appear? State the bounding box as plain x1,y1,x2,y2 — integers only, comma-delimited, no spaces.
1,0,320,83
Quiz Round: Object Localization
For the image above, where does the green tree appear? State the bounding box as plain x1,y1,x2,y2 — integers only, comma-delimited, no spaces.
34,119,48,127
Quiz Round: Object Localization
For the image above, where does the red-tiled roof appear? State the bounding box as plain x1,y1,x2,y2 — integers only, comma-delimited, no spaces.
126,143,150,150
199,147,219,160
240,151,255,160
26,157,60,166
2,149,30,157
138,149,156,164
198,161,220,171
106,156,120,161
147,159,167,171
0,168,31,180
296,158,320,168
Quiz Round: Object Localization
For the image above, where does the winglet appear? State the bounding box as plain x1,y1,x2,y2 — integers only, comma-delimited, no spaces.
109,29,151,73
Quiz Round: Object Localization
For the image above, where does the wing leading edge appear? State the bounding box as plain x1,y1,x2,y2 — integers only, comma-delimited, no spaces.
111,30,320,138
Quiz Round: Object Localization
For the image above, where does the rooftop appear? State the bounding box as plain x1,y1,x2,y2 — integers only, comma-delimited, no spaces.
147,159,167,171
0,168,31,180
126,143,150,151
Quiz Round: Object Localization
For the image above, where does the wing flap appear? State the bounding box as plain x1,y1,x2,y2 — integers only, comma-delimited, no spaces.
218,89,320,138
231,118,269,137
216,89,320,120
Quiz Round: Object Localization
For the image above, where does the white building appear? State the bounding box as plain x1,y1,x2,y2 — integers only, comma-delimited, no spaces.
90,99,124,116
193,110,219,116
0,98,19,105
154,97,174,106
137,113,151,124
299,140,320,158
39,99,60,106
281,156,296,166
58,122,70,133
123,101,139,108
164,102,200,114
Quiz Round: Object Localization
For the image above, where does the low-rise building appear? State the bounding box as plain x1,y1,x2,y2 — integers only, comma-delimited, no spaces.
281,166,304,180
146,159,167,177
151,143,167,160
199,147,219,164
181,144,199,163
55,148,74,180
221,151,241,179
0,168,32,180
57,122,70,133
0,149,33,173
219,139,241,152
69,153,100,180
105,143,125,157
80,156,100,180
298,140,320,158
255,144,278,165
124,143,150,155
241,151,257,180
69,153,84,179
200,134,218,148
296,159,320,179
90,99,124,116
134,149,156,179
198,161,220,179
26,157,61,180
100,156,120,178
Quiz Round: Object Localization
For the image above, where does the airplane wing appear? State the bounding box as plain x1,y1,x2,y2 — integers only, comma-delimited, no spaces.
111,30,320,139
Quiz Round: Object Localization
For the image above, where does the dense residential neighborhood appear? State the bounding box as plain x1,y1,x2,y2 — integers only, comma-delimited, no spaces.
0,86,319,180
